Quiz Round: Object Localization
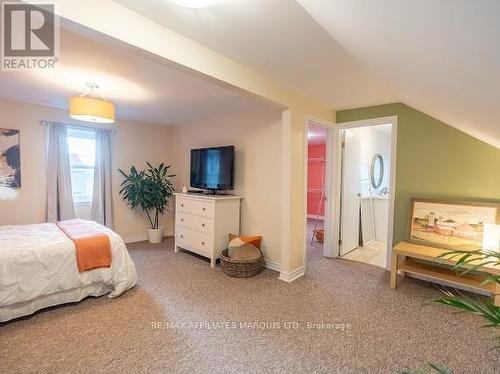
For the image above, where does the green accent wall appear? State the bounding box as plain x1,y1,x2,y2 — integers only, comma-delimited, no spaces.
336,103,500,246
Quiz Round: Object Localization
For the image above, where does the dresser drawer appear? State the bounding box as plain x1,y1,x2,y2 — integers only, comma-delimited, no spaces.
175,230,190,252
176,227,213,257
176,197,214,218
176,213,214,235
174,193,242,268
191,231,213,256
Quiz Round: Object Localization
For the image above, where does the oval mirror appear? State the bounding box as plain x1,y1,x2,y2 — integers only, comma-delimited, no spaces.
370,154,384,189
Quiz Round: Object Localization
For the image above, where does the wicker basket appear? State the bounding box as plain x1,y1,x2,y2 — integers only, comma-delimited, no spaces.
313,229,324,243
220,248,264,278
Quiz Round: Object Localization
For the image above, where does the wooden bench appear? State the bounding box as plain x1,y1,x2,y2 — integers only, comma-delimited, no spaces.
390,241,500,306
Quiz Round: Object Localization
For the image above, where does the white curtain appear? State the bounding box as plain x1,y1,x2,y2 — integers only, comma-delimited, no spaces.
91,129,113,228
46,124,75,222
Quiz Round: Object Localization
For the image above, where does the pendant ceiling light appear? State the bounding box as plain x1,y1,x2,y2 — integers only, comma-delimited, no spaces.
69,83,115,124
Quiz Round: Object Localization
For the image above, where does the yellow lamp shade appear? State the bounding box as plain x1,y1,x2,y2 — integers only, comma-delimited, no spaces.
69,96,115,124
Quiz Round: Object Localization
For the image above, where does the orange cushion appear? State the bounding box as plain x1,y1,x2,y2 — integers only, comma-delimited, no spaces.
228,233,262,249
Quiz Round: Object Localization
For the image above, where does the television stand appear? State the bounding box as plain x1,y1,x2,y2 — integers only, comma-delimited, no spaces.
391,241,500,306
174,193,243,268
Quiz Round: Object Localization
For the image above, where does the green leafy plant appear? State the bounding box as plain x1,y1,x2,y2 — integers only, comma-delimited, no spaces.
119,163,175,229
434,249,500,345
400,249,499,372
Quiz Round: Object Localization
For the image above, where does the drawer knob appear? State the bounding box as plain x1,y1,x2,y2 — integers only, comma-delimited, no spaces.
180,218,184,222
201,241,205,245
181,204,184,207
201,223,205,227
180,235,184,238
202,207,206,211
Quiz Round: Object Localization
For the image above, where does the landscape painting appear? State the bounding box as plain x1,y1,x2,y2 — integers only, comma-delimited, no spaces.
409,199,500,250
0,128,20,201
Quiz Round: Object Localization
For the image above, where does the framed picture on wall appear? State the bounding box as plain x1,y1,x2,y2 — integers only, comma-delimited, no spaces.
408,198,500,250
0,128,20,201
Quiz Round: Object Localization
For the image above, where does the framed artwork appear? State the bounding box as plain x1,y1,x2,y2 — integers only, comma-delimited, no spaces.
408,198,500,250
0,128,20,200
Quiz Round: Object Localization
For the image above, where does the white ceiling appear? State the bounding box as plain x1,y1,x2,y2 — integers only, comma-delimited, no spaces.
113,0,395,110
297,0,500,148
114,0,500,148
0,28,263,125
5,1,498,147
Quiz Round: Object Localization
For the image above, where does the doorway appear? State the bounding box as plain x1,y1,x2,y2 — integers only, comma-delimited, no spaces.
305,117,335,262
307,122,327,258
333,116,397,269
303,115,396,270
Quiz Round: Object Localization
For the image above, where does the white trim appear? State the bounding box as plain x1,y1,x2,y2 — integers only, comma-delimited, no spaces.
304,114,336,266
123,234,148,244
332,116,398,269
307,114,336,128
324,127,336,258
328,127,341,258
386,118,398,270
123,231,174,244
333,116,397,130
264,259,281,272
281,110,292,273
279,266,305,282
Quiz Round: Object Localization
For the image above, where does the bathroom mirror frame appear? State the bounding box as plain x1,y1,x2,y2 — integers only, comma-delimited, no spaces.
370,153,384,189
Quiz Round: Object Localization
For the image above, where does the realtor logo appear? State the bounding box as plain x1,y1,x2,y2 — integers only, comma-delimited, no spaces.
1,2,59,71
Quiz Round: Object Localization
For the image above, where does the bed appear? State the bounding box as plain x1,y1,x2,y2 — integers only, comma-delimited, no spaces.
0,220,137,322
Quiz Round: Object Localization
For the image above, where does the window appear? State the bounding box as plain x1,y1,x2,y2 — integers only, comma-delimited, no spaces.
67,128,96,205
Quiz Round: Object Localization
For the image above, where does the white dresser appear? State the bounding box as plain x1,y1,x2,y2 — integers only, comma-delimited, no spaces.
174,193,242,267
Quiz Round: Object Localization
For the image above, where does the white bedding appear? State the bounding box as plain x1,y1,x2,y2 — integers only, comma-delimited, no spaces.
0,220,137,322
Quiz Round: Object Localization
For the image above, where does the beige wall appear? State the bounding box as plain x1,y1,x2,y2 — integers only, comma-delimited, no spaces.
1,97,288,267
170,107,283,264
50,0,336,275
0,98,174,241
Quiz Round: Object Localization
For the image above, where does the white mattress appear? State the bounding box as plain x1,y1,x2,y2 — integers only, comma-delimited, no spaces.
0,221,137,322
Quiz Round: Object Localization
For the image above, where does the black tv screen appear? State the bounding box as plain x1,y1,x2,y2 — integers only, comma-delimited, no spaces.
190,146,234,190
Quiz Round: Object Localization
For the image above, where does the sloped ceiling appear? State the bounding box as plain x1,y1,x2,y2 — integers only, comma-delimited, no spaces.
113,0,395,110
297,0,500,148
0,28,263,125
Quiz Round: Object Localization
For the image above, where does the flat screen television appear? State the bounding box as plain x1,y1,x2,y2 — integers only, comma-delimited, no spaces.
190,145,235,191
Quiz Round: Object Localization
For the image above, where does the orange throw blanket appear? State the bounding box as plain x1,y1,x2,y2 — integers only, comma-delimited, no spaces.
56,219,112,272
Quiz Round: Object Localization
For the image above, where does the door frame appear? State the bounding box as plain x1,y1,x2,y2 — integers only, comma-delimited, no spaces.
332,116,398,270
303,114,336,267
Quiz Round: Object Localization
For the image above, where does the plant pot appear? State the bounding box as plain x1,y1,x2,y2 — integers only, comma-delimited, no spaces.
147,227,163,244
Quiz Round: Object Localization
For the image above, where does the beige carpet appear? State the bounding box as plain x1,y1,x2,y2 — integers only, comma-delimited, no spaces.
1,238,498,373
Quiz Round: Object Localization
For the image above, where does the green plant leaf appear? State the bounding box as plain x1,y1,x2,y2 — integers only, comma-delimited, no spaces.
434,290,500,326
433,248,500,349
118,163,176,229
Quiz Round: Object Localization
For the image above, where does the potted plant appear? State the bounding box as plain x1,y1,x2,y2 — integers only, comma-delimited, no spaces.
119,163,175,243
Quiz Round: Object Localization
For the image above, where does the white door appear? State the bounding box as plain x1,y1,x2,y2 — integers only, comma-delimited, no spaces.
322,126,334,258
340,128,362,256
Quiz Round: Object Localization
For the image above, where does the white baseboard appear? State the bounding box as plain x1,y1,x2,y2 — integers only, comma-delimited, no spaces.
123,231,174,244
279,266,305,282
123,234,147,244
307,214,325,220
264,259,281,272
